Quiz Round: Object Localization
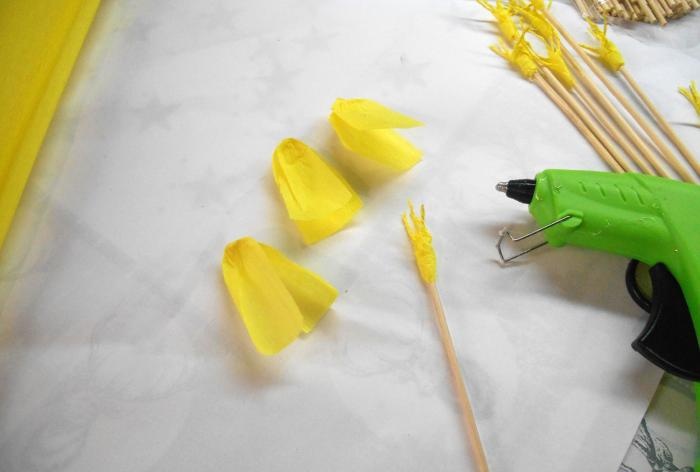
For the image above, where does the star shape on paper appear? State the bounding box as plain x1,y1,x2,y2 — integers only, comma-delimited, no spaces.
381,56,430,91
129,19,156,42
293,26,337,54
132,98,179,131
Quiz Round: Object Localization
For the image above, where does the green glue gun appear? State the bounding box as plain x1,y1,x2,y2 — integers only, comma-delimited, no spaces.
496,169,700,381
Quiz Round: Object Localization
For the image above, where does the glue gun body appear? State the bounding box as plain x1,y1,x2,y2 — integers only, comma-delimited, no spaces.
504,169,700,380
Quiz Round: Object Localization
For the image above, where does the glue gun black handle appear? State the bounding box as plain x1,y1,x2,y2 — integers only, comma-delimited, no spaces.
626,261,700,381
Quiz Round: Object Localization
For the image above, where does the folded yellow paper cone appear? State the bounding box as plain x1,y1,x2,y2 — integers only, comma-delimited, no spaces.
330,98,423,171
222,237,338,355
272,138,362,244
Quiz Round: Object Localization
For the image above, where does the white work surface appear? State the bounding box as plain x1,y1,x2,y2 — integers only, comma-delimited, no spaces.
1,1,698,471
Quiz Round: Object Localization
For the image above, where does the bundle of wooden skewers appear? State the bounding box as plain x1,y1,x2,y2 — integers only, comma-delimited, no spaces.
574,0,699,25
478,0,700,183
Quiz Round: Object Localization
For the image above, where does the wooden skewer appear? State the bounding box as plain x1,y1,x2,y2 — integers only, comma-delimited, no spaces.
427,284,490,472
562,48,671,177
643,0,668,24
619,67,700,177
533,73,625,172
635,0,656,20
573,81,654,174
541,68,634,172
545,11,698,181
657,0,674,16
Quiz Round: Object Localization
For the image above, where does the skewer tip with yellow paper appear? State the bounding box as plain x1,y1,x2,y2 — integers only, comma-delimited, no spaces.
402,202,437,284
679,81,700,118
272,138,362,244
222,237,338,355
329,98,423,171
580,19,625,73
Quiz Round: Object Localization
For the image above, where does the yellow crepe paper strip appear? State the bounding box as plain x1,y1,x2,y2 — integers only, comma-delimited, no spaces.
402,202,437,284
0,0,101,251
221,237,338,355
329,98,423,171
477,0,519,44
272,138,362,244
580,19,624,73
679,81,700,118
513,2,557,44
491,33,539,80
536,37,575,89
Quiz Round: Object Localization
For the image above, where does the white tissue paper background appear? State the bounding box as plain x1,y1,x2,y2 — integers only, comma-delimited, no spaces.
1,0,698,471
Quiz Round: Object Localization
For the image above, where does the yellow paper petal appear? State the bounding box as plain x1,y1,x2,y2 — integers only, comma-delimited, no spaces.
221,237,338,354
329,113,422,170
679,81,700,118
222,238,304,355
402,202,437,284
272,138,362,244
537,39,575,89
331,98,423,130
580,19,624,73
260,243,338,332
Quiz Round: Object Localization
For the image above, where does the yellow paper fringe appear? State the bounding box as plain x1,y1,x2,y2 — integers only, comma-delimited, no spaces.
330,98,423,171
679,81,700,118
491,33,539,79
477,0,519,44
402,202,437,285
580,18,624,73
514,2,557,44
222,237,338,355
537,37,575,89
272,138,362,244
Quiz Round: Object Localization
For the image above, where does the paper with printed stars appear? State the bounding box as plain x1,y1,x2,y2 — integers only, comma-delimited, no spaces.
1,0,699,471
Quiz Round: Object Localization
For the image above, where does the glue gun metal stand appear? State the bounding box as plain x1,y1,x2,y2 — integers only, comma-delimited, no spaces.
496,169,700,382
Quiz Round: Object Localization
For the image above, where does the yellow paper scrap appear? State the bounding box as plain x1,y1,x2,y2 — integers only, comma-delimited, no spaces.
477,0,519,44
330,98,423,171
514,3,557,44
222,237,338,355
272,138,362,244
679,81,700,118
580,19,624,73
402,202,437,284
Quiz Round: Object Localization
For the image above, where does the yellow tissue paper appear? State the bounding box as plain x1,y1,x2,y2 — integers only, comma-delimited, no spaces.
222,237,338,355
329,98,423,171
477,0,519,44
272,138,362,244
402,202,437,284
580,19,624,73
0,0,101,251
537,39,575,89
679,81,700,118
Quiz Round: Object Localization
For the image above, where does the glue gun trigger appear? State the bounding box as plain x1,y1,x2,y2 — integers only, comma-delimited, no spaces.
626,260,700,381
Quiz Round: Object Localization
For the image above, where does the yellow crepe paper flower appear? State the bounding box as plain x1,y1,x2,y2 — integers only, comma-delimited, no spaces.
222,237,338,355
536,37,575,89
491,33,539,80
402,202,437,284
329,98,423,171
477,0,519,44
580,18,624,73
272,138,362,244
679,81,700,118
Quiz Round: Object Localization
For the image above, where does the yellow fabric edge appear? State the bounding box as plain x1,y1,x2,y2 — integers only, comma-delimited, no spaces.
0,0,101,251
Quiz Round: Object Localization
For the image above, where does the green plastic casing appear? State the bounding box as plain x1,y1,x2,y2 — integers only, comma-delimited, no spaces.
529,169,700,463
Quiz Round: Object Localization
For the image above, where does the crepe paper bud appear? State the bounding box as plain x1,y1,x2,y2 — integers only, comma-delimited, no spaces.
329,98,423,171
679,81,700,118
580,18,624,73
272,138,362,244
222,237,338,355
514,5,557,44
491,33,539,80
477,0,519,44
536,38,575,89
402,202,437,285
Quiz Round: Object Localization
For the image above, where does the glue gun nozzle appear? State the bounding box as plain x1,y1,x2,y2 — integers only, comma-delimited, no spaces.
496,182,509,193
495,178,536,204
